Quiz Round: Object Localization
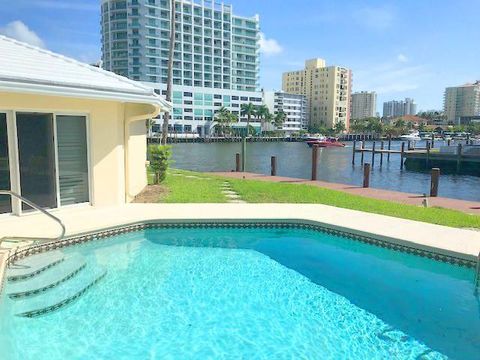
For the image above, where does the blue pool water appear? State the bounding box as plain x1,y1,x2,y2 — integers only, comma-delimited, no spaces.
0,227,478,359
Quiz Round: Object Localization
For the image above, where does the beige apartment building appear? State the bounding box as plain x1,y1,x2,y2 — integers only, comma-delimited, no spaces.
351,91,377,120
444,81,480,123
282,58,352,130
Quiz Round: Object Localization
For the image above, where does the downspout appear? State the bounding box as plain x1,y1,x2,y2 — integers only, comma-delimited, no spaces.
124,103,161,203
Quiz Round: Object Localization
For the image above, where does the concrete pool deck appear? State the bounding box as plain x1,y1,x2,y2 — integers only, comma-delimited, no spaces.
214,172,480,215
0,204,479,265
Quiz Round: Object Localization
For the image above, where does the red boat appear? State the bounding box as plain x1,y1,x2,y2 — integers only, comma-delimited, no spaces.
306,138,345,147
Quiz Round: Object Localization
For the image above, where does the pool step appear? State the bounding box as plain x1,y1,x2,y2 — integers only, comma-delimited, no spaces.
7,250,65,282
7,255,87,299
14,265,107,318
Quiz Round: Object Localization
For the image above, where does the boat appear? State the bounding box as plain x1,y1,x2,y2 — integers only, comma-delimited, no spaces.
399,132,421,141
304,134,326,141
306,137,346,147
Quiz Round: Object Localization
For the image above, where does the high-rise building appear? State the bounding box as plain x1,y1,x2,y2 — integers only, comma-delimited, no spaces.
350,91,376,120
382,98,417,118
444,81,480,124
263,91,308,135
101,0,262,136
282,58,352,130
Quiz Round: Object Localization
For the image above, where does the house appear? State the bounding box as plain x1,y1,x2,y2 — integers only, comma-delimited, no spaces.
0,35,171,216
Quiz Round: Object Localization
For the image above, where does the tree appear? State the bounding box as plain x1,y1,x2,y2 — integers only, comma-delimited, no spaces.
350,119,366,133
255,104,270,133
365,117,383,134
214,106,234,136
161,0,176,145
240,103,257,137
333,121,346,134
273,110,287,129
148,145,172,184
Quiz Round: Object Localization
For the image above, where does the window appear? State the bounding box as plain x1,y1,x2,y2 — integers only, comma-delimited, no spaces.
56,116,89,205
183,92,193,97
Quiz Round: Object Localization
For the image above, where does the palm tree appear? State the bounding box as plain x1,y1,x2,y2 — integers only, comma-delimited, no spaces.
161,0,176,145
350,119,365,133
334,121,346,134
240,102,256,136
273,110,286,129
214,106,233,136
255,104,270,133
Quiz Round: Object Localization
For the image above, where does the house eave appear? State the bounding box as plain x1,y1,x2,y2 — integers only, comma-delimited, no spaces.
0,80,172,112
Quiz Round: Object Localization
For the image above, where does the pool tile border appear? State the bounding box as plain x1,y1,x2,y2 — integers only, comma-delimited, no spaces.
5,220,476,272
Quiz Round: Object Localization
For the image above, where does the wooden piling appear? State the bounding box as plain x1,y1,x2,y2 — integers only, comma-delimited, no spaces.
363,163,371,188
271,156,277,176
430,168,440,197
457,143,462,172
407,140,411,151
380,141,384,166
235,153,240,172
400,142,405,169
352,140,356,165
447,139,451,147
360,141,365,164
387,135,392,161
431,133,435,148
371,141,376,167
241,136,246,172
311,145,318,181
426,141,430,168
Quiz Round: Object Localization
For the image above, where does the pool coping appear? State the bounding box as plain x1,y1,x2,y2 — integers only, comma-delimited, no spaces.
1,217,477,296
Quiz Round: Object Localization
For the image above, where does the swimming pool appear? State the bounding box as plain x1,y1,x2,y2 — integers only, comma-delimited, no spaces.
0,224,478,359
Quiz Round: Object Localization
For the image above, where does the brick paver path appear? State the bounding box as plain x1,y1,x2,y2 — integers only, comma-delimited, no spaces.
213,172,480,215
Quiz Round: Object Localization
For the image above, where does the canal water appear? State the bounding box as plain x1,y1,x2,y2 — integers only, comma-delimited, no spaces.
170,141,480,202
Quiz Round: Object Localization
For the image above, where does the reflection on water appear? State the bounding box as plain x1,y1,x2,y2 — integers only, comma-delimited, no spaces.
171,141,480,201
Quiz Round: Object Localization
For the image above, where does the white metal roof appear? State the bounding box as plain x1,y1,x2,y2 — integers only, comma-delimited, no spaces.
0,35,171,110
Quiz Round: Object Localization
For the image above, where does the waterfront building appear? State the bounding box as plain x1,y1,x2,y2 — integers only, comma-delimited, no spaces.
101,0,261,136
282,58,352,130
350,91,376,120
263,91,308,135
444,81,480,124
383,98,417,118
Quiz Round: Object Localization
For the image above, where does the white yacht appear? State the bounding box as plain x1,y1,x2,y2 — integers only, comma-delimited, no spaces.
400,132,422,141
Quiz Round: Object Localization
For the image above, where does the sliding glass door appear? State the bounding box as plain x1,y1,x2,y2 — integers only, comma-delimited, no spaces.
16,113,57,210
0,113,11,214
2,112,90,214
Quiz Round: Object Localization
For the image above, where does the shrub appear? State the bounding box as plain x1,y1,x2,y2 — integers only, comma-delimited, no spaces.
148,145,172,184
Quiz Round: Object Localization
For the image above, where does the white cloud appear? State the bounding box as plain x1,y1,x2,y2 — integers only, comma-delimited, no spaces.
0,21,45,48
353,6,395,30
354,61,431,95
259,33,283,56
34,1,97,11
397,54,408,63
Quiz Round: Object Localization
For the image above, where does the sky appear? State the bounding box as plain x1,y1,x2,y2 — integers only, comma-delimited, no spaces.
1,0,479,113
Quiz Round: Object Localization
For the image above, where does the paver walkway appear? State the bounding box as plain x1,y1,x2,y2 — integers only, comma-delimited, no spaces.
220,181,246,203
213,172,480,215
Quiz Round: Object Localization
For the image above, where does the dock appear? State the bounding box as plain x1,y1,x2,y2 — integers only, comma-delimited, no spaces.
352,139,480,173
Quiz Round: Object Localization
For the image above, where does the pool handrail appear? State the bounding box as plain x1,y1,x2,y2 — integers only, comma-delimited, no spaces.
0,190,66,253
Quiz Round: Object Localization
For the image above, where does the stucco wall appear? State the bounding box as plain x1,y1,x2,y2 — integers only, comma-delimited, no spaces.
0,92,150,208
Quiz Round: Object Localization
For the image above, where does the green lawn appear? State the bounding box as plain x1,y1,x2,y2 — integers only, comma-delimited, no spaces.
151,169,227,203
227,179,480,229
149,169,480,229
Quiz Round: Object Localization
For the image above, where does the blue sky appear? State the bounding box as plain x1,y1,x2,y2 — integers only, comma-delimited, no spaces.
1,0,479,112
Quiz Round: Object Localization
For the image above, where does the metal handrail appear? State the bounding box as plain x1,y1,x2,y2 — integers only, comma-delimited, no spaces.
475,252,480,294
0,190,66,246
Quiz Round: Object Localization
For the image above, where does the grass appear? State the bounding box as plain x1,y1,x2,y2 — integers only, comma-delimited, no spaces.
147,168,480,229
227,179,480,229
149,169,227,203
